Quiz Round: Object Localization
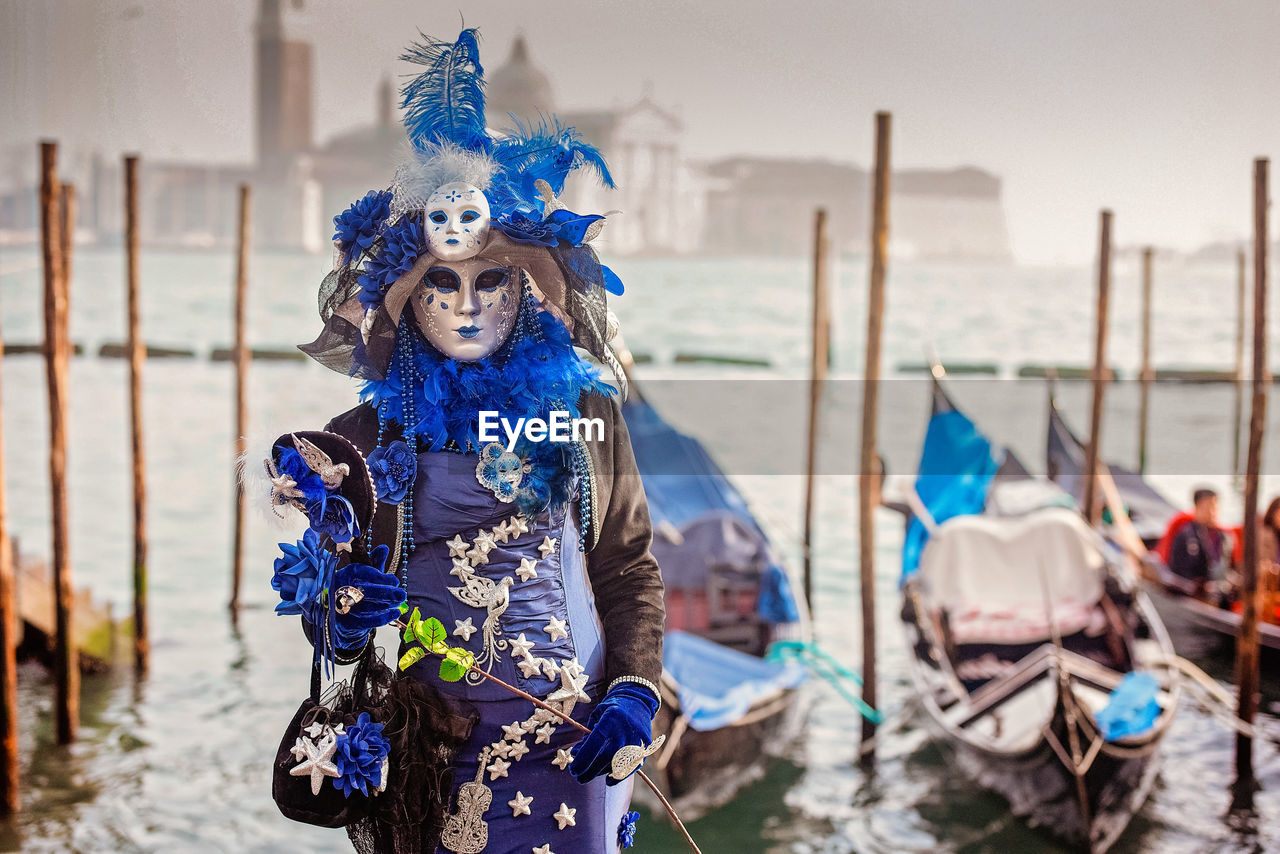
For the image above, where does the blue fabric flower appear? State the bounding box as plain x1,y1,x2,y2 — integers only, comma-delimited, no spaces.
332,712,391,798
333,189,392,260
367,440,416,505
494,211,558,246
308,493,358,544
358,217,424,309
274,447,327,505
330,545,405,649
618,811,640,849
271,529,337,623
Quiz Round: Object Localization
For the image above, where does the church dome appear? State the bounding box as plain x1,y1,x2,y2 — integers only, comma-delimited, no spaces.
486,36,556,131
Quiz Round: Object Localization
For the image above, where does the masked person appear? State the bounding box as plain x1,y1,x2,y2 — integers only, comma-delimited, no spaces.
262,29,665,854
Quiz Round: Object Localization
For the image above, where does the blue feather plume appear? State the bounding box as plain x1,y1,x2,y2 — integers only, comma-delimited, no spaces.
490,116,616,212
400,29,489,153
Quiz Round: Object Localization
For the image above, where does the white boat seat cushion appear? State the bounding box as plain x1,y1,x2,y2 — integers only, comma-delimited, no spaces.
919,507,1106,645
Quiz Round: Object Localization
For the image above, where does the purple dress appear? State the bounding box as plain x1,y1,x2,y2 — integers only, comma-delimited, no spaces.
401,451,633,854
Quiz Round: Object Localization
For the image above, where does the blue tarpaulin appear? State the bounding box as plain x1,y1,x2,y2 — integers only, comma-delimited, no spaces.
1096,671,1162,741
901,409,1000,581
663,630,807,731
623,398,797,621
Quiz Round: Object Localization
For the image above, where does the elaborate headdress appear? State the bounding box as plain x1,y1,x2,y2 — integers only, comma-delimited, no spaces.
302,29,627,394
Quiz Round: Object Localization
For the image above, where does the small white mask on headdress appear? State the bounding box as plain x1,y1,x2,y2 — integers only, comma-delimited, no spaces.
425,182,491,261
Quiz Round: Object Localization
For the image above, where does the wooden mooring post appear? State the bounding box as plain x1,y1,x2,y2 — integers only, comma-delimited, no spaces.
1137,247,1153,474
40,141,78,744
0,263,18,816
1082,210,1112,527
803,207,830,615
1233,157,1268,809
858,112,891,767
229,184,250,614
1233,248,1247,479
124,155,149,672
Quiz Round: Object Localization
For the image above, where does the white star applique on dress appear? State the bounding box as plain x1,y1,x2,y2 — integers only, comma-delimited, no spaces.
533,845,553,854
454,617,477,641
516,557,538,582
509,515,531,537
545,616,568,643
473,528,497,555
517,656,544,678
553,803,577,830
534,723,556,744
507,740,531,761
538,536,558,559
486,756,511,780
552,748,573,770
508,633,536,659
446,533,470,558
508,791,533,818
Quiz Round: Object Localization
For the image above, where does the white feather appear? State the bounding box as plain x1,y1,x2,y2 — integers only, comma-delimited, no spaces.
391,141,499,219
235,418,314,529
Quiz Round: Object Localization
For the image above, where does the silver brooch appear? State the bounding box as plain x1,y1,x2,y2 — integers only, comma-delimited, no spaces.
475,443,531,503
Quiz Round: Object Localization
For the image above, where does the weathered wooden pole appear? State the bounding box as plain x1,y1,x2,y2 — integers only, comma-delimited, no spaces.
858,112,890,766
229,184,250,614
0,284,19,815
1234,157,1268,809
124,155,149,672
40,141,78,744
802,207,831,614
1082,210,1112,527
1137,247,1153,474
1233,248,1247,479
59,185,75,304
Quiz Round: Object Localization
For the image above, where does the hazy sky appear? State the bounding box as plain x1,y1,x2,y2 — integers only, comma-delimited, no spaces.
2,0,1278,263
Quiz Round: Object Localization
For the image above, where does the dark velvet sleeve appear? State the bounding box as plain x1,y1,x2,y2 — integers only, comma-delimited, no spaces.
580,394,667,689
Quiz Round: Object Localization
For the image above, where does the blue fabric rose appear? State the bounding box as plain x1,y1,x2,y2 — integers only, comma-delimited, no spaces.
494,211,558,246
333,189,392,261
367,440,416,505
308,492,358,544
618,811,640,849
544,208,603,247
271,528,337,623
332,712,391,798
358,217,424,309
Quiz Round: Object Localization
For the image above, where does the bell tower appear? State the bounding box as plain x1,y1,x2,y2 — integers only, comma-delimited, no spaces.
255,0,313,165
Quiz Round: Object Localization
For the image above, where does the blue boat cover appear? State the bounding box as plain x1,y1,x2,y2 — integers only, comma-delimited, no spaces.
1096,671,1162,741
623,397,797,621
902,409,1000,581
663,630,807,731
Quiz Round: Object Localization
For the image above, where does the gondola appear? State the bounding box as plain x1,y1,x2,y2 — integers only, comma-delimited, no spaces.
1046,393,1280,654
895,376,1181,852
616,349,809,819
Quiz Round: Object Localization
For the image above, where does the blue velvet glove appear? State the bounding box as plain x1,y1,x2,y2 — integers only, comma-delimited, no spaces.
330,545,406,649
569,683,660,786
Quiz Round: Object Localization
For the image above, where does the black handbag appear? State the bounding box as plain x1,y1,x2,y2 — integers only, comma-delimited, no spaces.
271,649,377,828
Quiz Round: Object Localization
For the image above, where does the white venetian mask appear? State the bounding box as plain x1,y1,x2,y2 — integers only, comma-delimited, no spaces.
424,182,491,261
410,258,519,361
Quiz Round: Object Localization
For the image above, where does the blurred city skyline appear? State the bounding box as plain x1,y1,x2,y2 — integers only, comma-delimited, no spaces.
2,0,1278,263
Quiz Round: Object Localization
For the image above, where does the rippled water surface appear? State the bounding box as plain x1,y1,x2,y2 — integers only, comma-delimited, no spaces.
0,247,1277,852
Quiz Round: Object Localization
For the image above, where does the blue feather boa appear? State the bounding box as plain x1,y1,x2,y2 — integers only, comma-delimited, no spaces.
359,309,614,516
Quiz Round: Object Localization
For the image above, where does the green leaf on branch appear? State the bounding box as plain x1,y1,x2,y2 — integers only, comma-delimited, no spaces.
398,647,427,671
401,607,423,643
438,647,476,682
418,617,448,653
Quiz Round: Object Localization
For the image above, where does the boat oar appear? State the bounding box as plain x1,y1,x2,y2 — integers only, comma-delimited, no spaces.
390,615,703,854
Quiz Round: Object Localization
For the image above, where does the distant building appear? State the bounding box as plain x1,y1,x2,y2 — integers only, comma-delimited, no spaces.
486,39,703,255
702,157,1010,260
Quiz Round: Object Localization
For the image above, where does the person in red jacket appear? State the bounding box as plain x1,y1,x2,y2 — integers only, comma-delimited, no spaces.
1159,488,1232,600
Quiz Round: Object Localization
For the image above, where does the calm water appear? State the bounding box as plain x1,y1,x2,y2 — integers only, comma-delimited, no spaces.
0,246,1277,853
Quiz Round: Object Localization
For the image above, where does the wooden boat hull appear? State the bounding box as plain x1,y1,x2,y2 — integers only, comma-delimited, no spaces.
637,684,802,821
1144,580,1280,656
917,680,1161,852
